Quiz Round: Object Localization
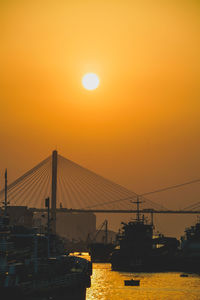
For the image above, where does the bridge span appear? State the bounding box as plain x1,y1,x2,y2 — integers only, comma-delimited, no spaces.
31,208,200,215
1,150,200,233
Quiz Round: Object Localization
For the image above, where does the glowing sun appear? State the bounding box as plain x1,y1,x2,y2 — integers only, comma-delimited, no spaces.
82,73,99,90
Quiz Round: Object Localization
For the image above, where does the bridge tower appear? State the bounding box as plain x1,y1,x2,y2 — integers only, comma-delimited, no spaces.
51,150,57,234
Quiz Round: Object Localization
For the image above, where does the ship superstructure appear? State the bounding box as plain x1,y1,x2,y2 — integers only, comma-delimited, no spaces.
111,196,179,272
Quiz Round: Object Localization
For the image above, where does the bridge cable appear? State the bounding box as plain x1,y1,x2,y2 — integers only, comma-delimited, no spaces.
140,179,200,197
0,156,51,197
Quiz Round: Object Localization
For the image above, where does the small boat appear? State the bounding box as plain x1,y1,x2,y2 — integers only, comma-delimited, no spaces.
180,274,188,277
124,279,140,286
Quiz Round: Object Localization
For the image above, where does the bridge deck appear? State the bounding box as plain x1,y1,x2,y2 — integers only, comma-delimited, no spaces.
31,208,200,214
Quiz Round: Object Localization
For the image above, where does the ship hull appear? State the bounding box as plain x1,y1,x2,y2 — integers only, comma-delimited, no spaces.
0,266,91,300
111,251,179,272
177,257,200,273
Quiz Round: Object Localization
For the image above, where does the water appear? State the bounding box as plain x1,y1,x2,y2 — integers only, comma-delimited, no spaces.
86,263,200,300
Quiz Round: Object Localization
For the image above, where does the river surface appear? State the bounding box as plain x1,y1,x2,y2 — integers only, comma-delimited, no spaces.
86,263,200,300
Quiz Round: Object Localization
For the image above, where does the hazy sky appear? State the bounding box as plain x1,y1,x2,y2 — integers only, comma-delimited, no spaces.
1,0,200,236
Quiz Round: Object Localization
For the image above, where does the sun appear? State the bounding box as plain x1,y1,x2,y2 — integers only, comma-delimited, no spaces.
82,73,99,90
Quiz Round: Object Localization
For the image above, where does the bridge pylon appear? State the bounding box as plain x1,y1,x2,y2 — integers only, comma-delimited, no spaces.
51,150,57,234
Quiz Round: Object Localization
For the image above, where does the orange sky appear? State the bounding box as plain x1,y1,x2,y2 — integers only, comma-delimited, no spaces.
0,0,200,236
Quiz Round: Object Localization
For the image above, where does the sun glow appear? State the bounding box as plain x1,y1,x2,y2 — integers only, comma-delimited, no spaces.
82,73,99,90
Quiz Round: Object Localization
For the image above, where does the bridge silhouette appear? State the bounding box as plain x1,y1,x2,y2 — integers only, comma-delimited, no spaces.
0,150,200,232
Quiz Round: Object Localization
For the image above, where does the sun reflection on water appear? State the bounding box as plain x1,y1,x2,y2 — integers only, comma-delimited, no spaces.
86,263,200,300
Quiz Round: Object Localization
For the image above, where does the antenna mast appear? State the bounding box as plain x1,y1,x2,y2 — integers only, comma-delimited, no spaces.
4,169,8,216
132,195,142,222
105,220,108,244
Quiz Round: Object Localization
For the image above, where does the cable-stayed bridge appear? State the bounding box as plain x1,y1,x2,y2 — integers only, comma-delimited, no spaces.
0,151,200,232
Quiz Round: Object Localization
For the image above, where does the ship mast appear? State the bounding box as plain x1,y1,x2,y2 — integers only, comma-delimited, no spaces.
4,169,8,216
105,219,108,244
132,195,142,222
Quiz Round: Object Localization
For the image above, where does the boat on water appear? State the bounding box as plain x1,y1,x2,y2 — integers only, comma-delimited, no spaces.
180,274,188,277
111,197,179,272
0,213,92,300
0,169,92,300
88,220,115,262
89,242,115,263
124,279,140,286
179,218,200,273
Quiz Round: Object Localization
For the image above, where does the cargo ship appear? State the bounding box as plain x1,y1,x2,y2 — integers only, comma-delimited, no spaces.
111,197,179,272
179,218,200,273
